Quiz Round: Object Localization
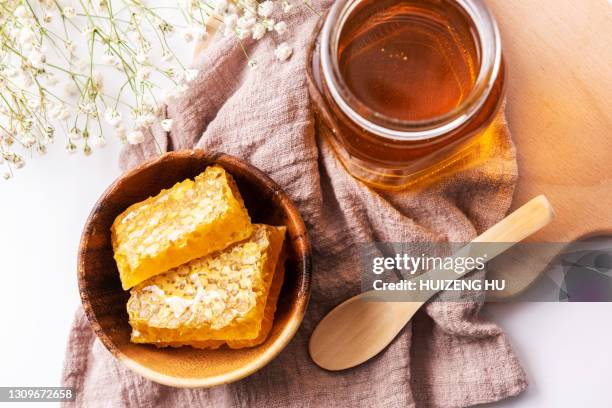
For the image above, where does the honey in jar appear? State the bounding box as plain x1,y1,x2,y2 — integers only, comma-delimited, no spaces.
309,0,505,189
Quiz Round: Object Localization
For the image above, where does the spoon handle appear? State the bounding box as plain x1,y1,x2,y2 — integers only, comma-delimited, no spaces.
409,194,556,301
309,195,555,370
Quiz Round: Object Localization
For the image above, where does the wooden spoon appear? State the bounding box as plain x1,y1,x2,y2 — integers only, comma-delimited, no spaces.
309,195,555,371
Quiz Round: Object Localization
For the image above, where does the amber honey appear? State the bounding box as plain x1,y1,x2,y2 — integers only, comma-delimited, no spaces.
310,0,504,189
338,0,479,122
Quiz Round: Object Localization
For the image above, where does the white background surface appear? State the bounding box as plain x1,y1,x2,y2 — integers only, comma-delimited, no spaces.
1,143,612,408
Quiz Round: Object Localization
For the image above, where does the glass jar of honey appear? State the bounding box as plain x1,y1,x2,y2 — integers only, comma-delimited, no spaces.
307,0,505,190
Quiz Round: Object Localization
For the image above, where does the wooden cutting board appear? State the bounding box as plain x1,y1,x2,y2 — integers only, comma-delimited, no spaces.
194,0,611,299
484,0,612,298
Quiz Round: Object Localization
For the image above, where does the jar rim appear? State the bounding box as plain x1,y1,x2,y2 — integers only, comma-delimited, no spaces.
320,0,502,141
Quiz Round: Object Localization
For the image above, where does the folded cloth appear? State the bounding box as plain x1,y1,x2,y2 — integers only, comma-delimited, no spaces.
62,1,527,406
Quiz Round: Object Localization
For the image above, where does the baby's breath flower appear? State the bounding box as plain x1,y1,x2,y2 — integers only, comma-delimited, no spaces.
238,16,256,30
63,7,76,19
274,21,288,35
223,14,238,36
14,6,28,19
19,27,35,44
104,108,122,127
258,1,274,18
275,42,293,61
65,41,77,55
184,69,199,83
68,129,82,140
282,1,293,13
127,130,145,144
135,113,156,129
115,126,127,141
161,119,173,132
263,18,276,31
0,0,299,179
252,23,266,40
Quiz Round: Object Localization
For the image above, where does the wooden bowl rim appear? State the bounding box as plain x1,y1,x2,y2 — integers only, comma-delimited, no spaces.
78,150,312,388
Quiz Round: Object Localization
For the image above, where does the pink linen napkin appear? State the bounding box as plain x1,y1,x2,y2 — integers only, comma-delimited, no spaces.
62,1,527,406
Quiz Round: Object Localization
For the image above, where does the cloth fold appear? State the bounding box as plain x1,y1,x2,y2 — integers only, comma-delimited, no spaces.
63,1,527,406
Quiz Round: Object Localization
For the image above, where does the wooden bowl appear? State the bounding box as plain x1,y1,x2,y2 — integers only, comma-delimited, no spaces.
78,150,311,388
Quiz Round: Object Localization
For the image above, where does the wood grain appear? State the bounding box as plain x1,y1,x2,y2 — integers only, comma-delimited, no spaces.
484,0,612,298
78,150,311,388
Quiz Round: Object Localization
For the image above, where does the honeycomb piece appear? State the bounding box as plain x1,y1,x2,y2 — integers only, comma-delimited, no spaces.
112,165,253,290
150,249,286,349
128,224,286,344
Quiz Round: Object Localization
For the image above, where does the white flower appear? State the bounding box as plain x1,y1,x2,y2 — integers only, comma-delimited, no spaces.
28,48,46,69
184,69,199,82
104,108,122,127
135,113,156,129
282,1,293,13
22,134,36,148
274,42,293,61
252,23,266,40
181,27,194,42
136,67,151,82
65,41,77,55
14,6,28,19
161,119,173,132
78,102,96,115
91,135,106,148
115,126,126,140
223,14,238,36
64,82,79,97
63,7,76,19
44,12,53,23
19,27,35,45
236,28,250,40
127,130,145,144
258,1,274,17
68,130,81,140
274,21,288,35
237,16,256,30
264,18,276,31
